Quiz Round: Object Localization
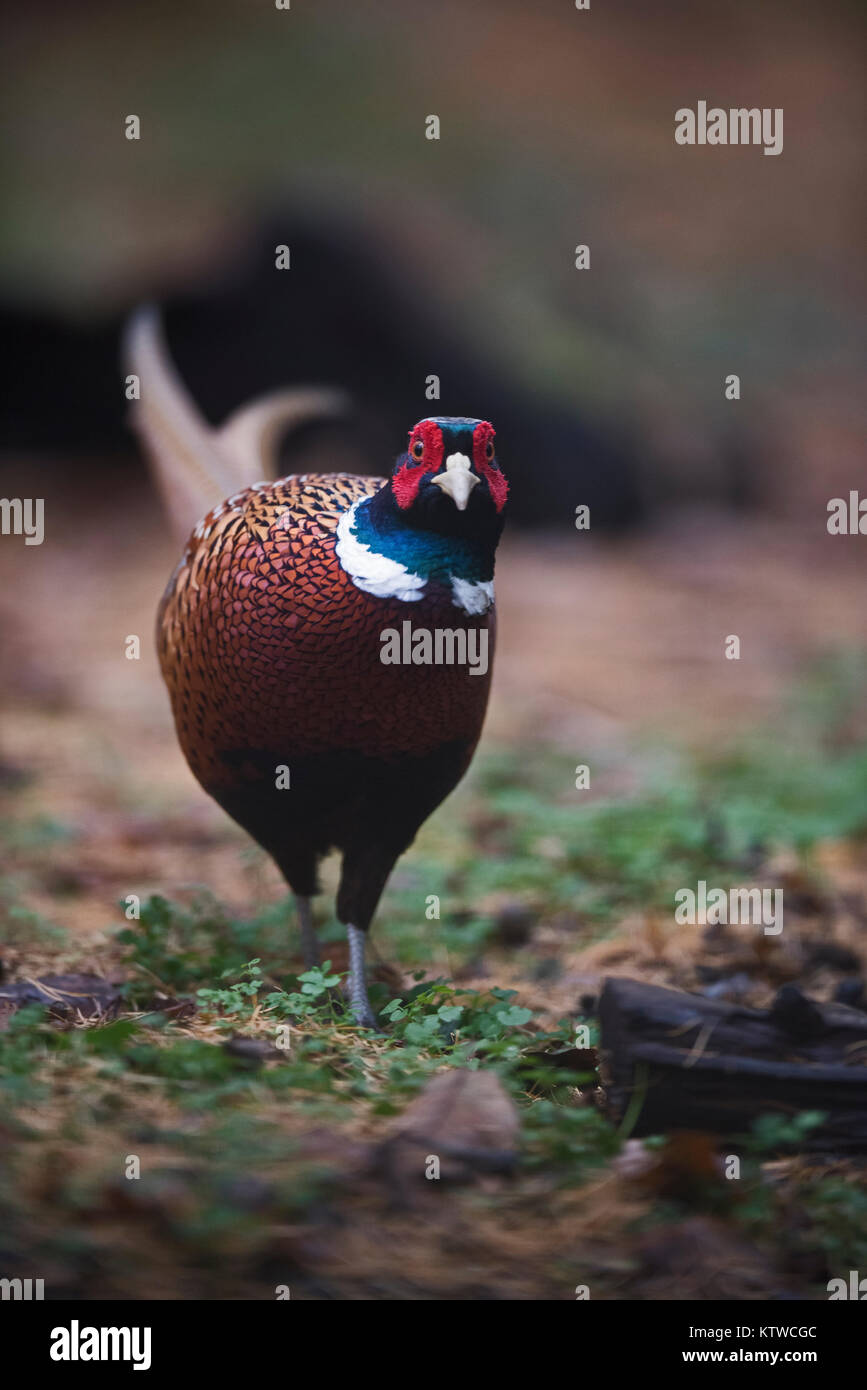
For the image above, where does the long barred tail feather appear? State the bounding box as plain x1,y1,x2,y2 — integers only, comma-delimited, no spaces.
123,305,348,540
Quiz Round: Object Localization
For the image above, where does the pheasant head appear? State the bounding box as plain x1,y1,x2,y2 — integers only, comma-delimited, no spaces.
336,417,508,615
393,417,508,524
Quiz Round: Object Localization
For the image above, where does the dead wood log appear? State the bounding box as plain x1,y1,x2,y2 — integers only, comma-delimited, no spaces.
598,977,867,1152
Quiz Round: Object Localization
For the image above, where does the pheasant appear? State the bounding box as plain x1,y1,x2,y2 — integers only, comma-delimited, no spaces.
126,310,508,1026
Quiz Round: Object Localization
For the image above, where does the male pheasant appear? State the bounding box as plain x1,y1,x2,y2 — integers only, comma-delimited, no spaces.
127,311,508,1025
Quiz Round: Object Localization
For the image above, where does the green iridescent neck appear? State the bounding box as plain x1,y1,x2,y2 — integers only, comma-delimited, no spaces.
353,488,496,584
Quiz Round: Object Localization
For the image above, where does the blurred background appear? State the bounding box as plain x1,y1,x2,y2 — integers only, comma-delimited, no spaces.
1,0,866,1300
2,0,864,510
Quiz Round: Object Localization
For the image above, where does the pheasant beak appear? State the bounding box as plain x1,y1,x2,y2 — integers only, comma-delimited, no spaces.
431,453,480,512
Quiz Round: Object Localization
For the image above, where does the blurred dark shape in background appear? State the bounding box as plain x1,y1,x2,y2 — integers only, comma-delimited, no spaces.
0,214,642,528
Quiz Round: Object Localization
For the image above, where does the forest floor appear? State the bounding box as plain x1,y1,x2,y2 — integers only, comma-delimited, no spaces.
1,477,866,1299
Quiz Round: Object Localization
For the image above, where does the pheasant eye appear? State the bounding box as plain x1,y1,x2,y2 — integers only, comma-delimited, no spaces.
485,439,495,461
411,439,424,462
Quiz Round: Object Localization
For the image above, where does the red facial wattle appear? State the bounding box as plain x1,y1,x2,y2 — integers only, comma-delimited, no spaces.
392,420,445,509
472,421,508,513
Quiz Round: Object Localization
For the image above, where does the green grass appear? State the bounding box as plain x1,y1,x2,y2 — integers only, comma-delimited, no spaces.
1,968,865,1296
378,650,867,961
1,654,866,1296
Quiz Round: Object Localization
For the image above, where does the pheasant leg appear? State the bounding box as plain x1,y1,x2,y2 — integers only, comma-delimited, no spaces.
346,923,376,1028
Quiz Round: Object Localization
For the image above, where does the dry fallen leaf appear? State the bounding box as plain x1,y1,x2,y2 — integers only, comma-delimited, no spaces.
380,1069,520,1187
